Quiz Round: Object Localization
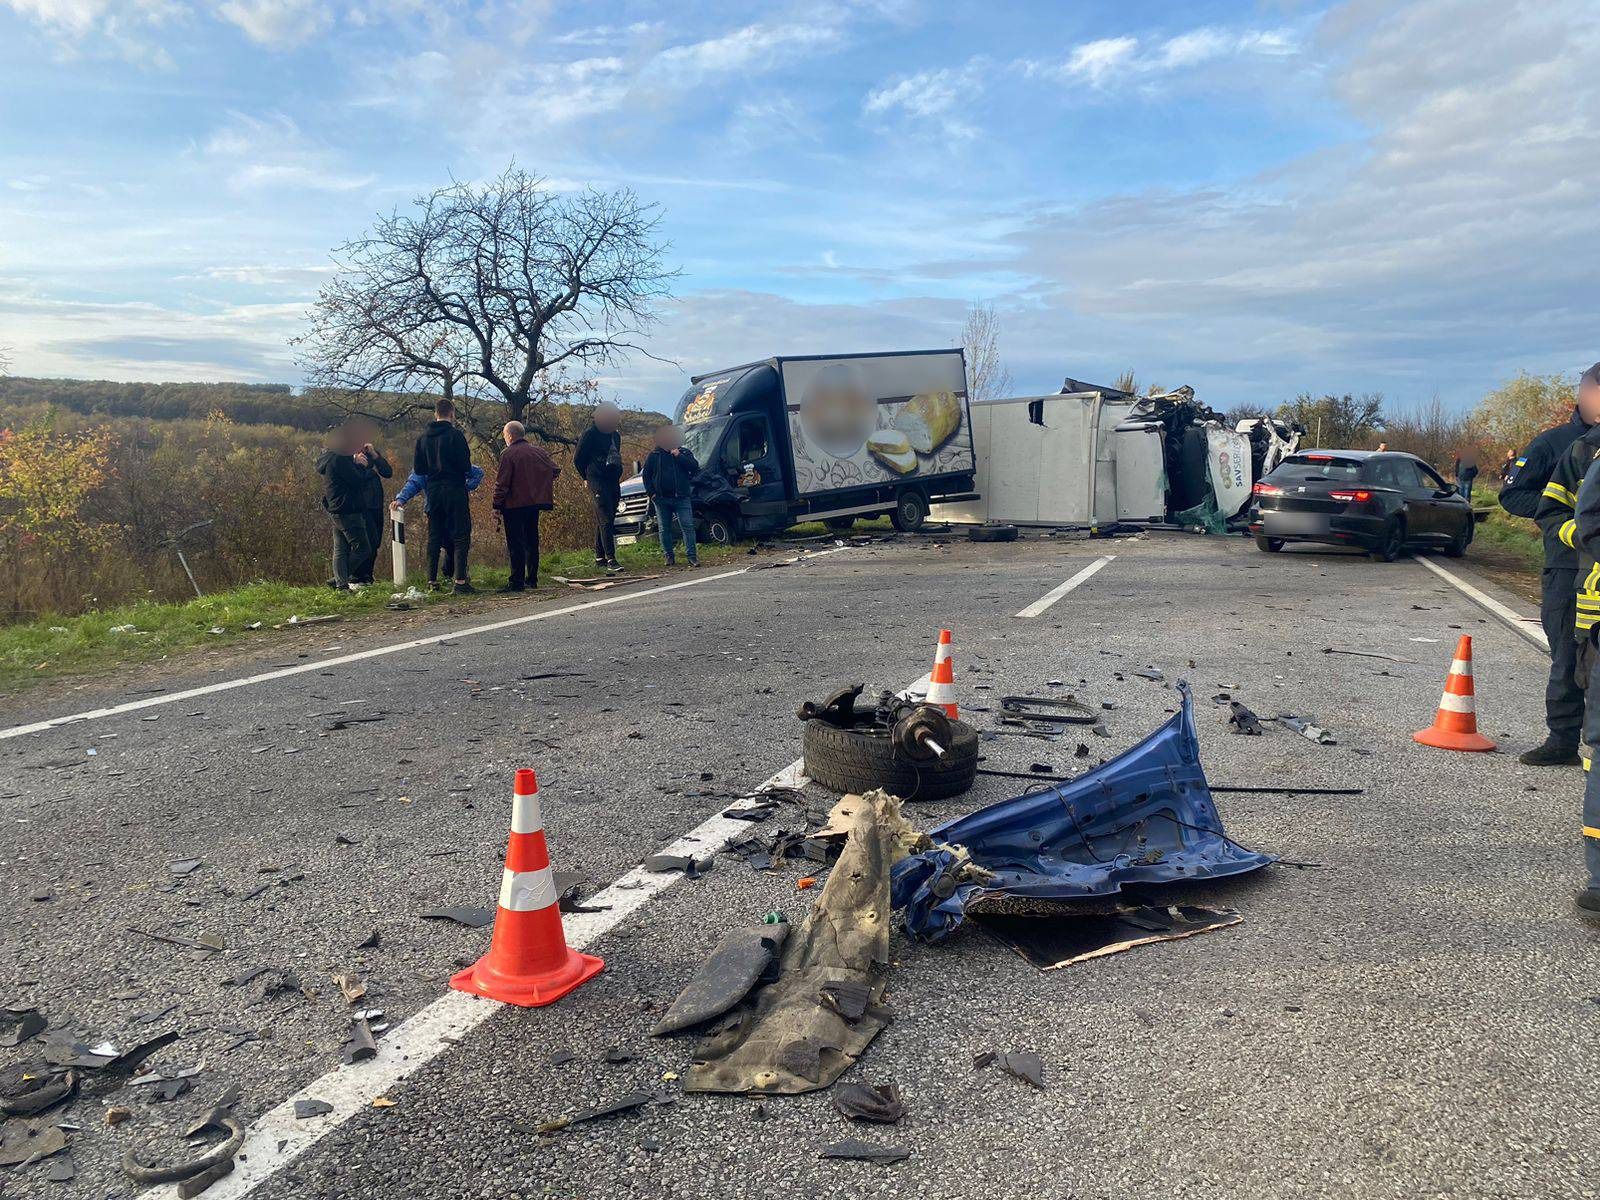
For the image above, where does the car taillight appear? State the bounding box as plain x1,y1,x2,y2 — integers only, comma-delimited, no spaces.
1329,489,1372,503
1251,482,1282,497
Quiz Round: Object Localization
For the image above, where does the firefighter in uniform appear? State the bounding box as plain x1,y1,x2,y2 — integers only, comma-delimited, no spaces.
1505,363,1600,764
1560,423,1600,915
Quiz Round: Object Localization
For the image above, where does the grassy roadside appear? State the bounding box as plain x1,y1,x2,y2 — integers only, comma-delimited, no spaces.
0,537,739,696
1463,485,1542,604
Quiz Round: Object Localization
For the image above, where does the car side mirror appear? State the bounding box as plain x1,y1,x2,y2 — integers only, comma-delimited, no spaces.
1434,488,1457,499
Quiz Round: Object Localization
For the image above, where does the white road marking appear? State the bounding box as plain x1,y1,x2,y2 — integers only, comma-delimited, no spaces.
1013,555,1116,618
1414,555,1549,653
2,552,851,742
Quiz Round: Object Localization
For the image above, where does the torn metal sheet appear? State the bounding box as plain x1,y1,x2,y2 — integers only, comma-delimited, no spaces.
651,925,791,1036
684,790,920,1095
1277,714,1336,745
893,683,1275,941
976,905,1243,970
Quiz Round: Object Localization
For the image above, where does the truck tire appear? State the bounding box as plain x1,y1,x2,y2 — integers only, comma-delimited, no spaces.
969,524,1019,543
891,490,929,532
699,513,739,546
802,718,978,801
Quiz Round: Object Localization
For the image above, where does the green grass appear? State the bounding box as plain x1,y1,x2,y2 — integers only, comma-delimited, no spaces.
0,535,738,696
1467,485,1543,573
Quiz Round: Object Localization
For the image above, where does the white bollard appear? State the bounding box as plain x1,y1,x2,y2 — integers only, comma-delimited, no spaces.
391,506,408,586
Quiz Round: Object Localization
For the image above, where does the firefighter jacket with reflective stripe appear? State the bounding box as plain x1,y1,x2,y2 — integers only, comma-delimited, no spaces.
1512,408,1590,571
1568,428,1600,635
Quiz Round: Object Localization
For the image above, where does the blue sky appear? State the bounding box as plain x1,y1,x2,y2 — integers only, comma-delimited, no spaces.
1,0,1596,412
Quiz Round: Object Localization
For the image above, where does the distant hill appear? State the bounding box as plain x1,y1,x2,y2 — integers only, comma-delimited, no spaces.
0,377,669,436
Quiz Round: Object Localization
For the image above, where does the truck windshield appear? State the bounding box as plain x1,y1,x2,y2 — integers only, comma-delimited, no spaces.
681,416,728,464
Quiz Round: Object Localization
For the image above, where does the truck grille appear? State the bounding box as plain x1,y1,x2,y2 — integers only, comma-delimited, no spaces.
617,493,652,522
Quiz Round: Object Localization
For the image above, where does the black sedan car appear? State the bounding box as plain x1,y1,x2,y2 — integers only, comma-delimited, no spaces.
1248,450,1473,561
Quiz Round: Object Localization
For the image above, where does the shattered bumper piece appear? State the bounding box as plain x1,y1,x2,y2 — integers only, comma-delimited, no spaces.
892,682,1275,941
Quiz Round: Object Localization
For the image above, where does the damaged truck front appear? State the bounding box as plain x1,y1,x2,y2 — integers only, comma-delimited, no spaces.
615,350,980,545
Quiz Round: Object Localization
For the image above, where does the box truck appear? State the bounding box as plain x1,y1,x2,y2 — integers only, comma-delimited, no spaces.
615,350,978,543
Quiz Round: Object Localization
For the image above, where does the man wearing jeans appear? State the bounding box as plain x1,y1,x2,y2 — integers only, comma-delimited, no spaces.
574,401,625,573
492,420,560,591
642,424,700,567
315,425,374,590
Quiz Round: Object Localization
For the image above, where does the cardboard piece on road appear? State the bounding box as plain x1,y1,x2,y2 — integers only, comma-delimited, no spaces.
975,905,1242,971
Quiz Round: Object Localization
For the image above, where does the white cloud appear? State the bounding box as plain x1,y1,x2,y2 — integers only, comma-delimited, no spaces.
213,0,329,47
863,61,985,139
2,0,182,64
1062,36,1137,84
200,111,374,193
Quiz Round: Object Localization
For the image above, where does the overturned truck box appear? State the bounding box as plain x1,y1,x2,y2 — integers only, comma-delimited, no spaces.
891,682,1276,941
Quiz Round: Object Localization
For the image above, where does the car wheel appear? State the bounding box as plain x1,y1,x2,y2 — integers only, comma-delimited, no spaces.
891,490,929,532
1255,536,1285,553
1443,521,1472,558
699,514,738,546
801,718,978,801
1370,518,1406,562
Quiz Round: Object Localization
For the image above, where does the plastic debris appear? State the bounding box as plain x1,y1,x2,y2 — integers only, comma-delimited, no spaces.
418,906,495,928
977,905,1243,970
819,1138,911,1164
121,1117,243,1190
343,1018,378,1064
0,1121,68,1165
831,1081,905,1124
169,859,202,876
1278,714,1336,745
537,1090,655,1133
0,1005,46,1048
294,1099,333,1119
975,1049,1046,1089
652,925,791,1036
1228,702,1264,736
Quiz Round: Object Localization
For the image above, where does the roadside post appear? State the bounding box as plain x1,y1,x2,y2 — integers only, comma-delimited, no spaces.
391,506,407,586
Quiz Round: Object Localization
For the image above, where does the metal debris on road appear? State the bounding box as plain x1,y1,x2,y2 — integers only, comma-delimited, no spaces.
536,1090,655,1133
0,1005,46,1048
1228,701,1264,736
831,1081,905,1124
818,1138,911,1164
1321,646,1413,664
343,1017,378,1064
976,905,1243,970
998,695,1097,724
895,684,1275,941
168,859,203,876
976,1050,1046,1089
1277,714,1336,745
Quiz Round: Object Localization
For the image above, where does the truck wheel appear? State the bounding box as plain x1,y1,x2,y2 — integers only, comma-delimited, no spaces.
699,514,739,546
891,490,929,532
969,524,1019,543
824,516,856,532
802,718,978,801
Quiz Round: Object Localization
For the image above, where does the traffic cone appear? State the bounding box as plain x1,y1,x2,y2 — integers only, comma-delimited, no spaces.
450,768,603,1006
1413,635,1496,752
925,628,959,719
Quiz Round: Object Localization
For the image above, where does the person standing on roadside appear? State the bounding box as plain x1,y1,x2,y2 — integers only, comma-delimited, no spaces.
1453,449,1479,501
316,425,373,591
1510,362,1600,765
352,434,392,585
413,397,475,594
1562,427,1600,919
642,424,700,568
574,401,625,574
492,420,560,592
390,461,483,583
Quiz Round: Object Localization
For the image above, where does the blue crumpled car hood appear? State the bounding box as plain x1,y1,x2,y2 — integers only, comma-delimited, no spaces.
892,681,1276,941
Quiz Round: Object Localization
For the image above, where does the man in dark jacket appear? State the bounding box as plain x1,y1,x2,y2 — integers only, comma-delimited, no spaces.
1566,433,1600,917
574,401,624,574
492,420,561,592
1506,362,1600,764
316,426,374,590
413,397,475,593
642,424,700,567
352,436,392,585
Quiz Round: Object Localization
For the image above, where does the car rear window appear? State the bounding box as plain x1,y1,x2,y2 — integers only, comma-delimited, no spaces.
1270,455,1364,483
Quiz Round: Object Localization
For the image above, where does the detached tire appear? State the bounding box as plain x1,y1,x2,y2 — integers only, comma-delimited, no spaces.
970,524,1019,543
802,718,978,801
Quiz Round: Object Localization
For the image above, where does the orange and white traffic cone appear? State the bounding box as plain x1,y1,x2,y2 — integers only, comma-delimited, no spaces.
1413,635,1496,753
925,628,959,719
450,768,603,1007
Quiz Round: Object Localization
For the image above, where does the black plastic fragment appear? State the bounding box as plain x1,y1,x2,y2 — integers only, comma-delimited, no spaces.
818,980,871,1022
0,1005,46,1047
343,1018,378,1064
819,1138,911,1164
539,1090,654,1133
419,906,495,928
652,925,791,1036
294,1099,333,1119
831,1081,905,1124
996,1050,1045,1090
1228,701,1264,736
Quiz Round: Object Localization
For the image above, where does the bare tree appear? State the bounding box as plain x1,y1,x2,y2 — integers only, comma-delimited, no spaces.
296,165,676,446
961,302,1013,401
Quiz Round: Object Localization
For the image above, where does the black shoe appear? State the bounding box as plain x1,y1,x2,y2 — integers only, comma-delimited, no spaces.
605,561,623,574
452,580,476,594
687,558,700,568
497,584,525,593
427,579,441,592
1576,889,1600,917
594,558,607,569
1519,740,1581,767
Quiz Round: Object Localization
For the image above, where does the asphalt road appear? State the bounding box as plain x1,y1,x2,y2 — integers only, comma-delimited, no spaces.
2,533,1596,1199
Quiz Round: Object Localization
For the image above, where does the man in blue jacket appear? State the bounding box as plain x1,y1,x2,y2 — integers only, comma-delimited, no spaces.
391,463,484,584
1503,363,1600,765
642,424,700,567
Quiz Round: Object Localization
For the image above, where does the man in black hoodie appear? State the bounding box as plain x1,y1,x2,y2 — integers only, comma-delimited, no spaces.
316,425,374,590
574,401,624,573
413,397,475,593
352,434,392,585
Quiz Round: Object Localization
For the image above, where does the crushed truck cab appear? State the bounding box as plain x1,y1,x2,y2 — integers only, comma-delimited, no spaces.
615,350,979,544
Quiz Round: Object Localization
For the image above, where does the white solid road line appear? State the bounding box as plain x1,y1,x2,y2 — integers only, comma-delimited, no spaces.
1414,555,1549,653
1,551,851,743
152,756,813,1200
1013,555,1115,618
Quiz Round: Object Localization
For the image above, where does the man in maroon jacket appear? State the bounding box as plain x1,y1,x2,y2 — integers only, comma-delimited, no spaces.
492,420,561,592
